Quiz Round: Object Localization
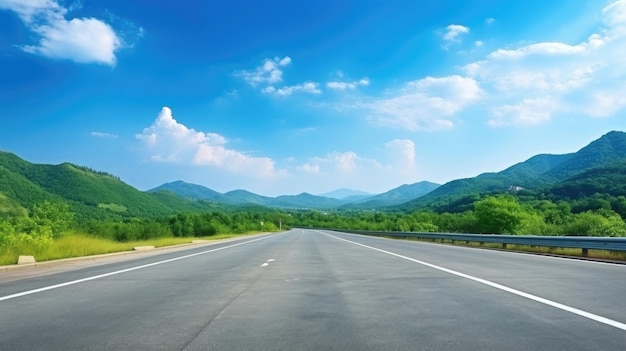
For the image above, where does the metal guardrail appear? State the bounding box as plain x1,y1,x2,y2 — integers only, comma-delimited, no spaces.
327,229,626,256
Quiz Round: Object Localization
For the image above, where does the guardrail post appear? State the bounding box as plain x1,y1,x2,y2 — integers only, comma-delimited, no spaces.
582,248,589,257
502,243,507,249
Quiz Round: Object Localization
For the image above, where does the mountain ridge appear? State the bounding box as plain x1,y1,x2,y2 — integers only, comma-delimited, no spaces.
2,130,626,216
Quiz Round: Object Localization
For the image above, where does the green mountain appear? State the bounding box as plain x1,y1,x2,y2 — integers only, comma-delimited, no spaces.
149,180,438,209
545,161,626,199
546,131,626,180
271,193,345,209
222,189,273,206
4,130,625,218
343,181,440,209
0,151,202,220
149,180,224,201
318,188,373,200
404,131,626,210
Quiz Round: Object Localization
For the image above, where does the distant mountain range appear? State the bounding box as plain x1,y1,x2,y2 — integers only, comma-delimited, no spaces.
318,188,372,200
2,130,626,219
148,180,439,209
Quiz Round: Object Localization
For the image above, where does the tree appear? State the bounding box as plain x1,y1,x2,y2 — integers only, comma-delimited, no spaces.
474,195,526,234
31,201,74,237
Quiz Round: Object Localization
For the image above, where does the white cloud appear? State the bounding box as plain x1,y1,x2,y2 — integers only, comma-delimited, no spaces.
0,0,122,65
475,40,484,47
91,131,118,138
582,91,626,117
136,107,281,177
441,24,470,49
235,56,292,87
489,98,558,127
485,18,496,25
460,0,626,127
297,163,320,175
367,75,483,131
291,141,420,194
303,151,379,175
262,81,321,96
385,139,418,177
603,0,626,33
327,78,370,90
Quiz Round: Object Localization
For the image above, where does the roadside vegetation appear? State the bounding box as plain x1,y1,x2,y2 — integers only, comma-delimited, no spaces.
294,194,626,236
2,192,626,265
0,201,287,265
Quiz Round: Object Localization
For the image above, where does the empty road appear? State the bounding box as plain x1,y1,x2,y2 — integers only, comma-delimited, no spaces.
1,229,625,350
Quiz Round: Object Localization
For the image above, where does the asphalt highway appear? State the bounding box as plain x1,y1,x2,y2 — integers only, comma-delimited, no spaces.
1,229,625,350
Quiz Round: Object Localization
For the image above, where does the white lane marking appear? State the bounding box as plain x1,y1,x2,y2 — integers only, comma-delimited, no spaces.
0,235,278,302
261,258,276,267
316,230,626,331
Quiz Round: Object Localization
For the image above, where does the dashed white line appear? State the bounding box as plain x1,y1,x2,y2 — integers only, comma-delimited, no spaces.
317,230,626,331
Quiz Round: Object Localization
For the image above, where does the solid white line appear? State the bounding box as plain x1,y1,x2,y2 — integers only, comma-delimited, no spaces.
316,230,626,331
0,235,277,302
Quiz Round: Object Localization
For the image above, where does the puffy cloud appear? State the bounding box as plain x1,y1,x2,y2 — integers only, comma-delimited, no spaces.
303,151,379,175
292,141,420,193
367,75,483,131
262,81,321,96
441,24,470,49
327,78,370,90
0,0,122,65
236,56,323,97
136,107,280,177
461,0,626,127
235,56,292,87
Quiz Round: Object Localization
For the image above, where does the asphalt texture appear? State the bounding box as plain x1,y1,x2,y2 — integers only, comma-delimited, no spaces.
1,229,625,350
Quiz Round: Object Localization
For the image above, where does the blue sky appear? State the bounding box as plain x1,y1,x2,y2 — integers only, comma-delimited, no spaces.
1,0,626,196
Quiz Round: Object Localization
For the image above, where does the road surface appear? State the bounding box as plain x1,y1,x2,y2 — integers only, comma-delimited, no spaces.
1,229,625,350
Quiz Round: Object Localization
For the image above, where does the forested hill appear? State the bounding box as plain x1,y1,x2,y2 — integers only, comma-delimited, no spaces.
0,151,205,220
403,131,626,211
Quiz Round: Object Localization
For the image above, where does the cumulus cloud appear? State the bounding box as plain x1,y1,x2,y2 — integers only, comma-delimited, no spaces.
235,56,292,87
262,81,321,96
462,0,626,127
441,24,470,49
327,78,370,90
236,57,324,97
301,151,379,175
0,0,122,65
136,107,280,177
292,140,420,193
367,75,483,131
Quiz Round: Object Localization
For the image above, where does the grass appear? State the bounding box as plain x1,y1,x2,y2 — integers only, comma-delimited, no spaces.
0,231,263,266
97,203,127,212
395,236,626,262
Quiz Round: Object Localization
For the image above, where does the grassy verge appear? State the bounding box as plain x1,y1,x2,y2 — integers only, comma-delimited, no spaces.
393,236,626,262
0,232,262,266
